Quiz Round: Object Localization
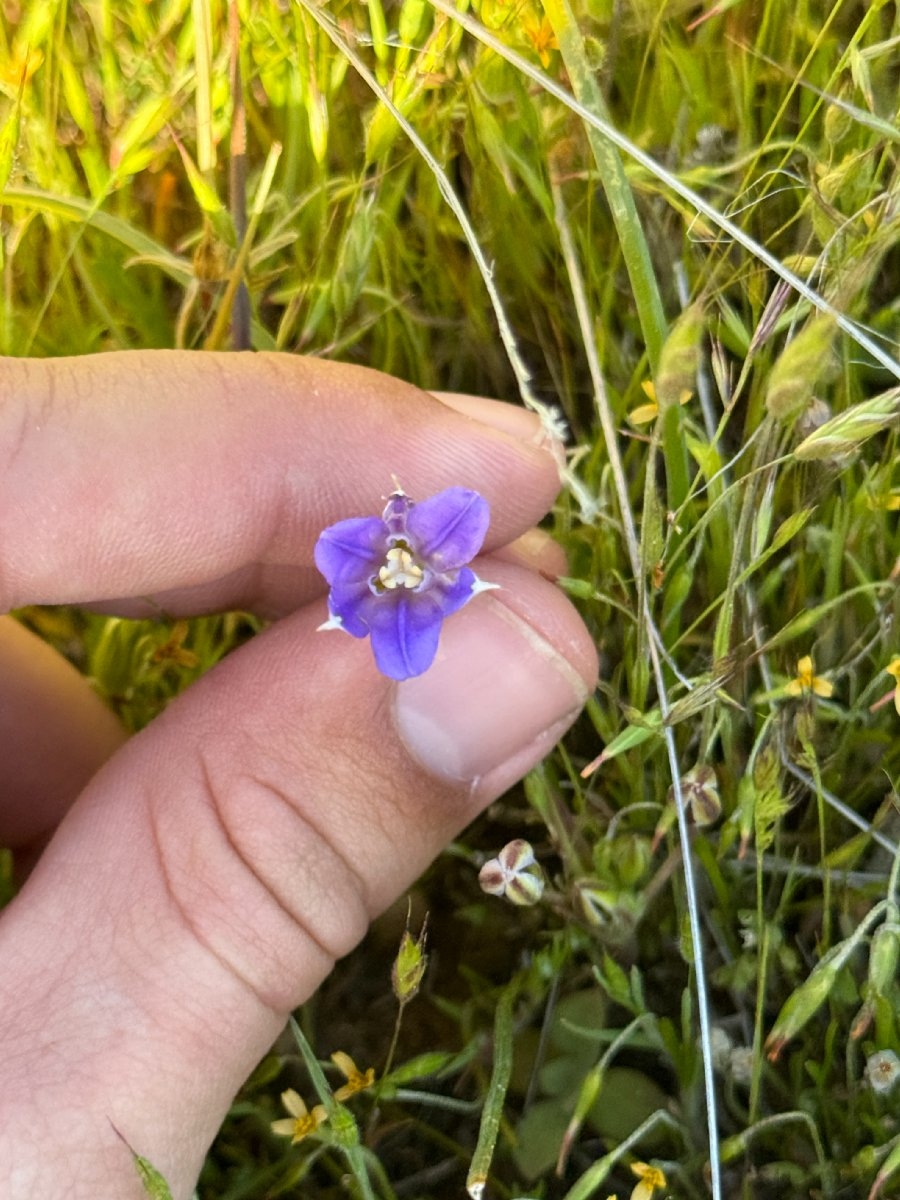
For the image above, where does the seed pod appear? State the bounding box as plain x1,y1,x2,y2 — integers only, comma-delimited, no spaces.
671,763,721,827
765,316,837,422
867,921,900,999
824,101,853,144
652,302,704,412
392,919,428,1006
478,840,545,906
765,955,842,1060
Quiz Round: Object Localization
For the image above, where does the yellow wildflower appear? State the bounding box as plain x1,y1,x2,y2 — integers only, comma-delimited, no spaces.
151,619,200,668
270,1089,328,1144
522,15,558,68
865,490,900,511
784,654,833,698
331,1050,376,1101
629,380,691,426
0,47,43,90
630,1160,667,1200
886,657,900,715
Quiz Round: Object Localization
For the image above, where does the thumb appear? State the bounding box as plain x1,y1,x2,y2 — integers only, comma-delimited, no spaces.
0,559,596,1198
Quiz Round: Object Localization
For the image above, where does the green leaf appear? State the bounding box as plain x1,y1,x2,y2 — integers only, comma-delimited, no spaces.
466,982,516,1200
0,187,191,283
593,710,663,764
542,0,667,370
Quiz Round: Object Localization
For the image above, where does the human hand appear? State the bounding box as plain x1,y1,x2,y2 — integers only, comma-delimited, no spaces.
0,351,597,1198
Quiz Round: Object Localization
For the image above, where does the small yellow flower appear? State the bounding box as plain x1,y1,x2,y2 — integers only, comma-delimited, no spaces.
331,1051,376,1101
629,380,691,426
784,654,833,698
865,490,900,511
886,657,900,715
630,1160,667,1200
0,47,43,90
151,619,200,668
270,1089,328,1144
522,15,558,68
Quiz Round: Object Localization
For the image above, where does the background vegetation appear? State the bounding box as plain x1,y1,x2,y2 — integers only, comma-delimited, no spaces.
2,0,900,1196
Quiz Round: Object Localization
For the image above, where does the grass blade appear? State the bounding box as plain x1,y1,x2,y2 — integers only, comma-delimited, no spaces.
542,0,667,372
466,981,516,1200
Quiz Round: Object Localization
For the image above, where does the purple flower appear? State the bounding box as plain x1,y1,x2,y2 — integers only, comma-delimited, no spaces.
314,487,495,681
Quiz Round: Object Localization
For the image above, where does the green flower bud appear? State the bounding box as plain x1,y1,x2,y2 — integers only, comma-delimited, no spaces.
824,102,853,144
670,763,722,827
653,303,704,410
392,921,428,1005
765,957,841,1060
615,834,653,888
867,921,900,999
765,316,838,422
478,840,545,906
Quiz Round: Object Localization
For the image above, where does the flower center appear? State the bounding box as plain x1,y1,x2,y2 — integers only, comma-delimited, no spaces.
377,545,424,590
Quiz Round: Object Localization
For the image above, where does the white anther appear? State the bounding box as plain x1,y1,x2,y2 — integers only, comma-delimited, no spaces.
378,546,424,590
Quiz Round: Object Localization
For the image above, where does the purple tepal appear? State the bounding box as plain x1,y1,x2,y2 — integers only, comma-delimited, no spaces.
314,487,496,680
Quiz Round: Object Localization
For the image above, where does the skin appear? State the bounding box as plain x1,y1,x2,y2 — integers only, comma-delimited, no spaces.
0,352,598,1198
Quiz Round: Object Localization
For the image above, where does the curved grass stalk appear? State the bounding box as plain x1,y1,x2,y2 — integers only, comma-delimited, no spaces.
426,0,900,383
0,187,193,290
720,1110,833,1196
542,0,667,373
553,181,723,1200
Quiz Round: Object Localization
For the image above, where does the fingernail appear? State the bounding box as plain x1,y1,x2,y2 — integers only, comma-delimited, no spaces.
394,594,593,799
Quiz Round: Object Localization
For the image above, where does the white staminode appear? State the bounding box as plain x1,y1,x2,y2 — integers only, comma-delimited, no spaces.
378,546,424,590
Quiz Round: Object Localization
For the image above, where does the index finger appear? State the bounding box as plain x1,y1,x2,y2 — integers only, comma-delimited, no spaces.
0,352,561,615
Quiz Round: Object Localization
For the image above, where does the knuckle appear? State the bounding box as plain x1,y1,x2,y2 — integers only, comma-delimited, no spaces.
150,745,372,1015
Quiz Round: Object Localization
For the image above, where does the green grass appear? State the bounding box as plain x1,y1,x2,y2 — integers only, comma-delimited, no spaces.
3,0,900,1196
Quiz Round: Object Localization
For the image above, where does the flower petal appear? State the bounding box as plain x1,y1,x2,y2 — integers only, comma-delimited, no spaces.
280,1088,307,1118
314,517,387,585
331,1050,358,1079
405,488,490,570
478,859,510,895
328,575,379,638
431,565,484,619
366,591,444,680
498,839,536,871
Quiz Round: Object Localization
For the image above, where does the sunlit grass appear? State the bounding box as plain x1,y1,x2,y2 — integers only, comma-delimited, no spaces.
2,0,900,1197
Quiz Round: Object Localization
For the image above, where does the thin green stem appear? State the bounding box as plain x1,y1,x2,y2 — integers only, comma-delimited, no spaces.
542,0,667,372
